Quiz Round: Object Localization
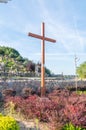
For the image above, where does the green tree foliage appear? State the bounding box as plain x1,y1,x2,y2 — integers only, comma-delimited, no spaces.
0,46,20,58
0,46,27,73
45,67,52,76
77,61,86,79
0,48,5,56
16,56,24,62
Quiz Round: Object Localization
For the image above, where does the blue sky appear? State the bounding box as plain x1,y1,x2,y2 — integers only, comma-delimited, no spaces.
0,0,86,75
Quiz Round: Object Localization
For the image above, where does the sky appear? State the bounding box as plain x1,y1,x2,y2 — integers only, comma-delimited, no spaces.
0,0,86,75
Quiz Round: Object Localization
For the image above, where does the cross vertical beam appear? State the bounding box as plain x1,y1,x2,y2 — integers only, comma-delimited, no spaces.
28,22,56,97
41,22,45,96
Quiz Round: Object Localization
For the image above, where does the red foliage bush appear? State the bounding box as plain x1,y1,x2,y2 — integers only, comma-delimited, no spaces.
48,90,86,128
5,89,86,129
5,95,58,122
22,87,33,98
2,89,16,97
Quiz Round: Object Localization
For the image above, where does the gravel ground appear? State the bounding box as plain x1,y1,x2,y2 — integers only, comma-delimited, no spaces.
16,118,49,130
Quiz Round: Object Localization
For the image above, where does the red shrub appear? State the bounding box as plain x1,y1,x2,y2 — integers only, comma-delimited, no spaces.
4,90,86,129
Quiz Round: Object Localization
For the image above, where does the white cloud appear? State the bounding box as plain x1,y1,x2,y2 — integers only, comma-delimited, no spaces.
36,0,86,54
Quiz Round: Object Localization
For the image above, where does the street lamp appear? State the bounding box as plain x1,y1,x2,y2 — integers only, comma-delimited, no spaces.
75,55,80,92
0,0,11,3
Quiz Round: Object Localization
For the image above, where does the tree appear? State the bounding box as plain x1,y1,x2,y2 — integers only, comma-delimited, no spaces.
16,56,23,62
26,62,35,72
45,67,52,76
76,61,86,79
0,49,4,57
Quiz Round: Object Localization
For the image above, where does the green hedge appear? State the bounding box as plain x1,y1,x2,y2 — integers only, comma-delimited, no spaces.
0,113,20,130
62,123,86,130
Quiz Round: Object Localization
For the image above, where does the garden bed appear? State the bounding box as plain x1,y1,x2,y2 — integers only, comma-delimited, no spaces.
0,89,85,130
0,90,86,130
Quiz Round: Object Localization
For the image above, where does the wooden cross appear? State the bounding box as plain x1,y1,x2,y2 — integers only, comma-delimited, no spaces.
28,22,56,97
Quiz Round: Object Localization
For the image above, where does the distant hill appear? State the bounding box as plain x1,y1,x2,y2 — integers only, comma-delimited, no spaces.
0,46,29,73
0,46,52,77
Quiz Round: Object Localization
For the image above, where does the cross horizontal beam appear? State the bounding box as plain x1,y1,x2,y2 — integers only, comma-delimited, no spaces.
28,32,56,43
